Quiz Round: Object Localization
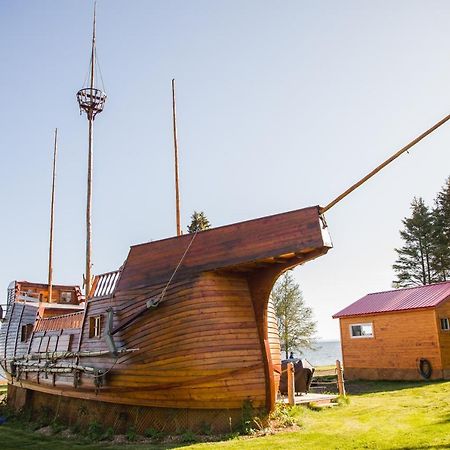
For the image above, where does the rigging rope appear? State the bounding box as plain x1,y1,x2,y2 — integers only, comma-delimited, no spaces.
159,230,199,302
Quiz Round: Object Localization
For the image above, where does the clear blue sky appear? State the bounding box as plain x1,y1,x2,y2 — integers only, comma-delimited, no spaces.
1,1,449,340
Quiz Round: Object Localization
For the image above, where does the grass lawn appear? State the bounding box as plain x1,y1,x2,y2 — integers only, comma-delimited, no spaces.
0,380,449,449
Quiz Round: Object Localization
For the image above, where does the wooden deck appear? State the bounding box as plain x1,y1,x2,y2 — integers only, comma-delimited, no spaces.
281,392,338,406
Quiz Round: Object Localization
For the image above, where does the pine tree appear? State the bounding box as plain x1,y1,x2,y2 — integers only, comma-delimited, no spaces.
393,197,437,287
270,271,317,359
431,177,450,281
187,211,211,233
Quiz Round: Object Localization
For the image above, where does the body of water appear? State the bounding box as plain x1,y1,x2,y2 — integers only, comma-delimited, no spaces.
288,340,342,366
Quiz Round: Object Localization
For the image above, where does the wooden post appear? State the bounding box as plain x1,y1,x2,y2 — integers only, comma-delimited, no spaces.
48,128,58,303
172,78,181,236
287,361,295,406
336,359,346,396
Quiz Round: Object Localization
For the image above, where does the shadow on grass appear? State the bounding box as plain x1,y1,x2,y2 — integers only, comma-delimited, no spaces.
345,379,447,396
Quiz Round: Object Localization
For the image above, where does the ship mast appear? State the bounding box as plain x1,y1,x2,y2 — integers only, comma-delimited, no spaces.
48,128,58,303
172,79,182,236
76,3,107,299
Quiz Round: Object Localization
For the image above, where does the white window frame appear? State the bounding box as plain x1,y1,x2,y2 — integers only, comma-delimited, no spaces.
441,317,450,331
89,315,102,338
350,322,374,339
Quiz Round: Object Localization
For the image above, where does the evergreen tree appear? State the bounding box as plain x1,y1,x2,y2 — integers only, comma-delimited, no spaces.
393,197,437,287
187,211,211,233
270,271,317,359
431,177,450,281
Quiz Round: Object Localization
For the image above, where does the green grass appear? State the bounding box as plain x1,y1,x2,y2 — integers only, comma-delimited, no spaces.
0,381,449,449
178,380,450,450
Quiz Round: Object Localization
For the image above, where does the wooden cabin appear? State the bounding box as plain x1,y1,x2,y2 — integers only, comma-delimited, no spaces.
333,281,450,380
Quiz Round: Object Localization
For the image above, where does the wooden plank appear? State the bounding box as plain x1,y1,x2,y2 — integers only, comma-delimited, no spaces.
117,206,327,291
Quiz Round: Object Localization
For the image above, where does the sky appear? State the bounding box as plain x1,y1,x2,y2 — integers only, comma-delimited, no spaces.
0,1,449,340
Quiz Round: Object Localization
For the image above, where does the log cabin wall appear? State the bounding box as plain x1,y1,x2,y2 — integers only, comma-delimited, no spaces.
339,309,443,380
436,298,450,378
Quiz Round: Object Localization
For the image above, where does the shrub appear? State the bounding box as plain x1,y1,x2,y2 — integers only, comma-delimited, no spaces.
180,430,199,443
126,426,137,441
144,428,164,440
87,421,104,441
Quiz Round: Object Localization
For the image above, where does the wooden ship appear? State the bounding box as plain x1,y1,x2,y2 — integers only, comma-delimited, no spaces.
0,208,331,432
1,8,450,433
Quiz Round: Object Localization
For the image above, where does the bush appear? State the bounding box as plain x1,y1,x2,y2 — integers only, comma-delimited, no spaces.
86,421,104,441
180,430,199,443
269,403,299,428
126,426,137,441
144,428,164,440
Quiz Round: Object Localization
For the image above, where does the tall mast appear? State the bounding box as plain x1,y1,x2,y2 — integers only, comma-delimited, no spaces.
172,79,181,236
76,2,107,299
48,128,58,303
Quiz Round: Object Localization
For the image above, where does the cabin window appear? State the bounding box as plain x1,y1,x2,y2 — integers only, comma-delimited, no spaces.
20,323,34,342
60,291,72,303
89,315,102,338
441,318,450,331
350,323,373,338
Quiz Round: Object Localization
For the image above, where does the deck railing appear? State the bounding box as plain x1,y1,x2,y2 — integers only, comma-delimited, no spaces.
89,269,121,299
35,311,84,332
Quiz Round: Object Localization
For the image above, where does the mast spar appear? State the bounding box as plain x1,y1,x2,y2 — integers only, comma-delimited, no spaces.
172,79,182,236
48,128,58,303
320,112,450,214
76,2,107,299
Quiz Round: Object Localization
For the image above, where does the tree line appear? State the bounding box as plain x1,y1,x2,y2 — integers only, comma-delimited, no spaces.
393,176,450,287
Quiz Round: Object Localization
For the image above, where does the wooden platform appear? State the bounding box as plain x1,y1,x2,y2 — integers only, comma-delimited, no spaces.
281,392,337,406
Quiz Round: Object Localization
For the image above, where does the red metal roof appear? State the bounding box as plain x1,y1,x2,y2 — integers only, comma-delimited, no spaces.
333,281,450,318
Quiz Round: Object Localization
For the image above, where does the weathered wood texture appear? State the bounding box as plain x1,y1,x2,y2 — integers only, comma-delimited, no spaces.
1,303,37,360
339,309,444,380
117,206,327,291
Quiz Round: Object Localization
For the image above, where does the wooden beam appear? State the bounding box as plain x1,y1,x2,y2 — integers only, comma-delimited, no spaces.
48,128,58,304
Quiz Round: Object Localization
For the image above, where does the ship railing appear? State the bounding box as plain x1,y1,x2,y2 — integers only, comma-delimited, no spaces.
35,311,84,332
7,284,16,305
89,269,121,300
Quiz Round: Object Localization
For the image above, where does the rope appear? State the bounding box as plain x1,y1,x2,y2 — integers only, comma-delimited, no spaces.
94,48,107,93
91,356,119,379
159,230,199,302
